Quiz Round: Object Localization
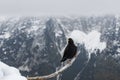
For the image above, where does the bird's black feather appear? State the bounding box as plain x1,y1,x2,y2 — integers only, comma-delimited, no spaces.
61,38,77,62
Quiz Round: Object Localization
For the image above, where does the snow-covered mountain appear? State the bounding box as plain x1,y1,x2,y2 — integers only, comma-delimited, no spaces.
0,15,120,80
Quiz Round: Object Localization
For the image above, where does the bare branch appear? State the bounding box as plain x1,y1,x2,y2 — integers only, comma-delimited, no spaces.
27,51,80,80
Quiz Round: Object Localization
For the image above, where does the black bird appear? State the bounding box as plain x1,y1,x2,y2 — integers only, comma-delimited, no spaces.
60,38,77,62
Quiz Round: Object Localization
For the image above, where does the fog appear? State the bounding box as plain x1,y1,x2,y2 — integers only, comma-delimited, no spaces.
0,0,120,16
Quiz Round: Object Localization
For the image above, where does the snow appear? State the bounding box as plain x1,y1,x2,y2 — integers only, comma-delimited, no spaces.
0,61,27,80
0,32,11,39
27,26,39,34
69,30,86,44
116,27,119,31
18,26,26,30
117,48,120,53
55,31,63,37
31,26,39,31
69,30,106,53
4,32,11,38
19,65,30,72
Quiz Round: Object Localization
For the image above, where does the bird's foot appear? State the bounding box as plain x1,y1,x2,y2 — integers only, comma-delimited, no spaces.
67,59,71,64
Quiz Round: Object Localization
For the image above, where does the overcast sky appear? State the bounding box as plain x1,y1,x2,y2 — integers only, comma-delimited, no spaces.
0,0,120,16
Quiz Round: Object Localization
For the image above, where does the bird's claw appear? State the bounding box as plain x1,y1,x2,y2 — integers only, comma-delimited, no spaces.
67,59,71,64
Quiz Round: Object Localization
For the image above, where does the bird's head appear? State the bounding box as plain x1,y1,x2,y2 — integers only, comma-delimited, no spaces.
68,38,74,44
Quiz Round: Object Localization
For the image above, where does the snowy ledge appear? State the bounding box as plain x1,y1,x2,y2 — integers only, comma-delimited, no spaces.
0,61,27,80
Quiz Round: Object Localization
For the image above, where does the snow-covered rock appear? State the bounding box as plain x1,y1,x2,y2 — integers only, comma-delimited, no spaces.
0,61,27,80
69,30,106,52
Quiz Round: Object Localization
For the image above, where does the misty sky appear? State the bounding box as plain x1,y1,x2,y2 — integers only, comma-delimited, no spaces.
0,0,120,16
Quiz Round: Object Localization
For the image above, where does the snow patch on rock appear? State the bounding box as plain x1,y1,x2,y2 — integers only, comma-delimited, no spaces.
0,61,27,80
0,32,11,39
69,30,106,52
